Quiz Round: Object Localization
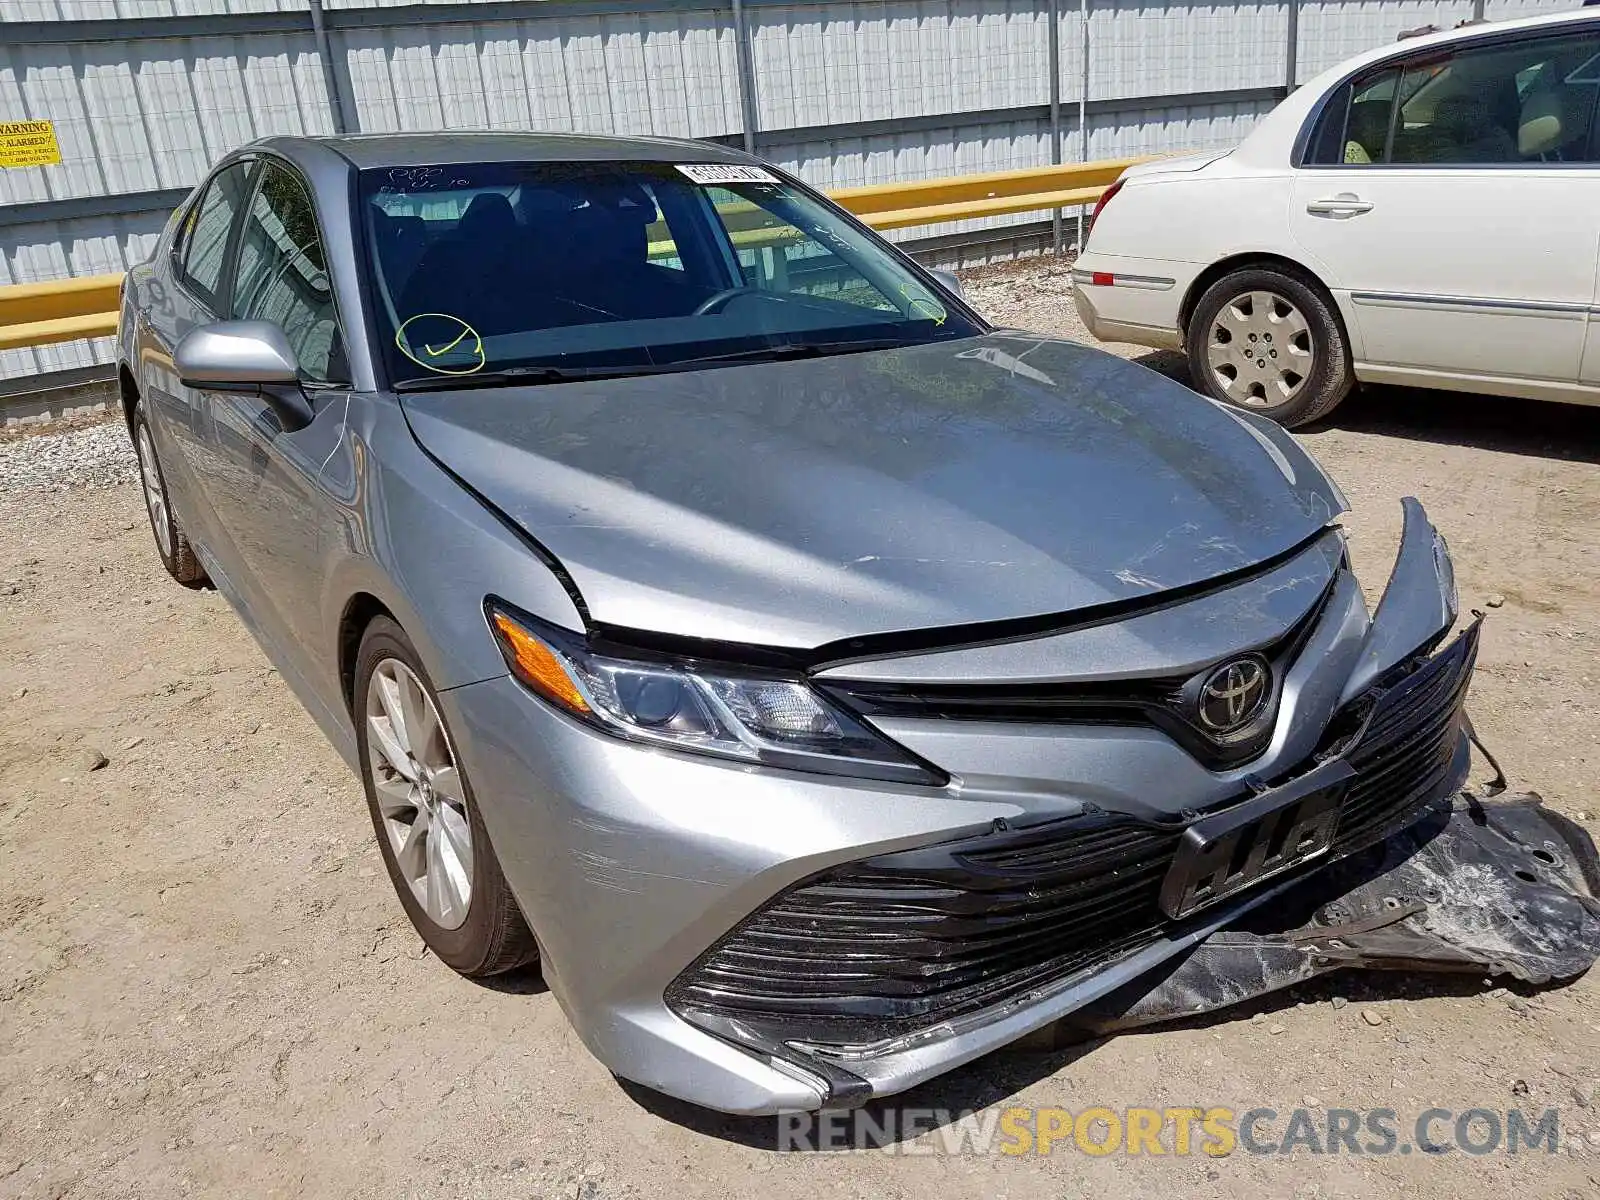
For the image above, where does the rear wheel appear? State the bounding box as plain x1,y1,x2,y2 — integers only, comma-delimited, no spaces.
354,616,538,977
132,404,207,587
1186,267,1353,428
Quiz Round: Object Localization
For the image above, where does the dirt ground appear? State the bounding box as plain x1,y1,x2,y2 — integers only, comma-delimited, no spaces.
3,259,1600,1199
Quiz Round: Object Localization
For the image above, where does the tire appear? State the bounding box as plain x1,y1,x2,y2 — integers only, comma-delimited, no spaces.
1185,266,1353,428
131,402,208,587
353,616,538,978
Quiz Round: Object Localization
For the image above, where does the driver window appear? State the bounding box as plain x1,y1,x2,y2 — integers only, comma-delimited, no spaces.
703,186,899,312
231,163,341,381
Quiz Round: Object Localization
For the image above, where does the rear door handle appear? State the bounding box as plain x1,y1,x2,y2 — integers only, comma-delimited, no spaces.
1306,193,1374,217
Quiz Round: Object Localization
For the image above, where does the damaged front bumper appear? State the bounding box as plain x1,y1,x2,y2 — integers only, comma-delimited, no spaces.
668,617,1488,1102
446,499,1600,1115
662,506,1598,1109
1061,790,1600,1038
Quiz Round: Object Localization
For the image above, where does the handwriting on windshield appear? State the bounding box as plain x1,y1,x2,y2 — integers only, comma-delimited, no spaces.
395,313,486,375
379,167,472,199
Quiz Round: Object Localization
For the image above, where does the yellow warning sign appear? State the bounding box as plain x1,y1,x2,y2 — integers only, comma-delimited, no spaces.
0,120,62,169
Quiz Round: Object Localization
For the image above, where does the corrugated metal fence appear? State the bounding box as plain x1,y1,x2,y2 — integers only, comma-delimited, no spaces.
0,0,1576,381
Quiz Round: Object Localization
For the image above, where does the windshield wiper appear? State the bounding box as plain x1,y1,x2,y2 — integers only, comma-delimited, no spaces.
675,337,913,367
392,364,653,393
393,337,924,392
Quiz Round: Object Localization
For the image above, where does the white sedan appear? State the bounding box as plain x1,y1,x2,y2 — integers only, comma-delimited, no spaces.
1073,9,1600,426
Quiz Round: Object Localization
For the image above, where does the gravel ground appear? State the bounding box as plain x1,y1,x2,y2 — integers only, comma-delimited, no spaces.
0,420,137,493
2,259,1600,1199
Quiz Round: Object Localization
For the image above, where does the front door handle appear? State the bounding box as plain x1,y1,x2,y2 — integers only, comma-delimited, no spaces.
1306,193,1374,217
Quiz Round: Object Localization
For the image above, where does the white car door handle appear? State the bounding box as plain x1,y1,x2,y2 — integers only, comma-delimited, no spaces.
1306,194,1374,216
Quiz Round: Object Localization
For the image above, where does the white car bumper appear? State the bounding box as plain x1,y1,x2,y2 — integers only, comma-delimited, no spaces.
1071,252,1198,351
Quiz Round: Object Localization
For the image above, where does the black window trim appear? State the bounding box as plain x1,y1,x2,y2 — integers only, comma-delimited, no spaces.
1291,17,1600,170
226,150,352,387
169,155,258,317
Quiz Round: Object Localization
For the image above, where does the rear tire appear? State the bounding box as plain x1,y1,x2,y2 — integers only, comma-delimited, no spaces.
1186,266,1353,428
354,616,538,978
131,403,208,587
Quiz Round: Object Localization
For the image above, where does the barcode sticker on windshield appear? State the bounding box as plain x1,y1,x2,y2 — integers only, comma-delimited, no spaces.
675,163,779,185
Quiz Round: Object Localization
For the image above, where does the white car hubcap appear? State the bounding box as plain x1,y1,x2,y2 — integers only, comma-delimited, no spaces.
366,658,474,930
1206,289,1314,408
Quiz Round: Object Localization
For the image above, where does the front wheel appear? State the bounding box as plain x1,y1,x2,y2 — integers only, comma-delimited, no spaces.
131,403,208,587
354,616,538,978
1185,267,1353,428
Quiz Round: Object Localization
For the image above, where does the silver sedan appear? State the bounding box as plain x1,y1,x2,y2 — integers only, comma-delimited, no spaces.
115,132,1591,1115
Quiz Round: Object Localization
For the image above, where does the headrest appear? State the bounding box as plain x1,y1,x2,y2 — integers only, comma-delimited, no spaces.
1519,88,1565,156
460,192,516,239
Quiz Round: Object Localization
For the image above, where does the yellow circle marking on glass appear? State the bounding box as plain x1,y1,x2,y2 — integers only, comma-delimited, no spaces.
900,285,947,326
395,312,486,375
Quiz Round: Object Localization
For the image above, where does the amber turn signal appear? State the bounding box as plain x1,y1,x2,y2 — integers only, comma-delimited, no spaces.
490,610,590,714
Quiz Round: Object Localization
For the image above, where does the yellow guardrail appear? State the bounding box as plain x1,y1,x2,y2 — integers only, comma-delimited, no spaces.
834,156,1151,230
0,158,1148,353
0,272,122,352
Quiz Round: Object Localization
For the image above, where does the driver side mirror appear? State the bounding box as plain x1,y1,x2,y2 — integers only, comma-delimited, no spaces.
929,268,966,301
175,320,314,430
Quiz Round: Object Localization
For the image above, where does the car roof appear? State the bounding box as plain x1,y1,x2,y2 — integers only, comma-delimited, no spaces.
1316,7,1600,78
250,131,755,173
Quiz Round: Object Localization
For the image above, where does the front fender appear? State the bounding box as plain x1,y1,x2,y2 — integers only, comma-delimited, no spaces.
319,393,586,703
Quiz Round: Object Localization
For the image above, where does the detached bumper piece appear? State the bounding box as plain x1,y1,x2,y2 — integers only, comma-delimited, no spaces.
666,621,1596,1096
1059,791,1600,1038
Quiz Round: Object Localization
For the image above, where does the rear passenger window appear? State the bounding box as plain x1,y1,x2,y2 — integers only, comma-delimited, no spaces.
176,162,253,305
231,163,342,382
1304,31,1600,166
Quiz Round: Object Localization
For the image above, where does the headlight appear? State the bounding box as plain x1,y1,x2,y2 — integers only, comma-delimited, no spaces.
486,603,944,786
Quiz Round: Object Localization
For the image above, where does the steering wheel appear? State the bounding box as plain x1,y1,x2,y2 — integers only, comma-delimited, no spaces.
692,286,761,316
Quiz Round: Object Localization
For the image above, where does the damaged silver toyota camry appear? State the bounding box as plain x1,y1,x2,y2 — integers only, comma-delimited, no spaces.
117,132,1600,1115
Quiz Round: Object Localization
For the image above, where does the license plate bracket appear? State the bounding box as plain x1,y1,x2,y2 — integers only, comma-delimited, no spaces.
1159,757,1357,919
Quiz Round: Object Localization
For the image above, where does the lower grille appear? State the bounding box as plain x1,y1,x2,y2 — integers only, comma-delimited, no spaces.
668,623,1479,1047
1336,628,1477,850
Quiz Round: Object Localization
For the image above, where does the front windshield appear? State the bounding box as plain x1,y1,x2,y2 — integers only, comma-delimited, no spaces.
359,159,981,385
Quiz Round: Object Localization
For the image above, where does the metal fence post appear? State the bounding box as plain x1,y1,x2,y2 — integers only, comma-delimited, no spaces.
1472,0,1486,18
1076,0,1089,252
307,0,349,134
731,0,760,154
1048,0,1063,256
1285,0,1300,96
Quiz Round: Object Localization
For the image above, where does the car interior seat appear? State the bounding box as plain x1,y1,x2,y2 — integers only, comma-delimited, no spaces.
559,186,700,319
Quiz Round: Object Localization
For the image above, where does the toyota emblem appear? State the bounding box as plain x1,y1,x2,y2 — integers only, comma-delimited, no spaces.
1196,656,1271,734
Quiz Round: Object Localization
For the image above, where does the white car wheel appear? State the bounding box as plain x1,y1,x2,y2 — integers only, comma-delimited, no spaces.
1187,267,1354,428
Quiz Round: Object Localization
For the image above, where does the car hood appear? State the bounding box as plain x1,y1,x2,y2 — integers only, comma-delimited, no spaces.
399,333,1344,649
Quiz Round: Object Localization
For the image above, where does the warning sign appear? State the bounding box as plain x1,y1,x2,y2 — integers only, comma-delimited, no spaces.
0,120,62,168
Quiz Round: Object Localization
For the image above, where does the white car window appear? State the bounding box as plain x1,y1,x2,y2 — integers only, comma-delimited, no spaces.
1305,29,1600,166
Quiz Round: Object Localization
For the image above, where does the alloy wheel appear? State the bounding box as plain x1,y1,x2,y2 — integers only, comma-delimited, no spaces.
136,424,174,560
1205,289,1315,408
365,658,474,930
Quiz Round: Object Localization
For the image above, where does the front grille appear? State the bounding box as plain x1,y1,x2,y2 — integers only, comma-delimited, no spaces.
820,569,1337,771
668,623,1479,1048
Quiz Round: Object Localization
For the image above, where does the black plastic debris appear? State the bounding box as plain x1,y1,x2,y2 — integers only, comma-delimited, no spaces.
1058,791,1600,1037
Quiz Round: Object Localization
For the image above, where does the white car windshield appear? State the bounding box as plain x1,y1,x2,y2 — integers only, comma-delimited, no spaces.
359,160,979,386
